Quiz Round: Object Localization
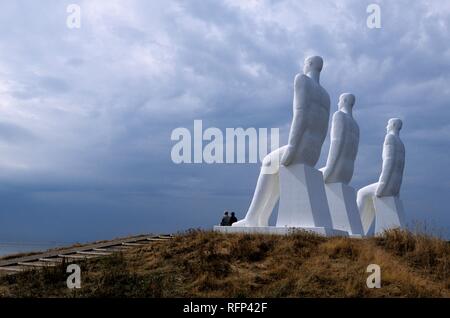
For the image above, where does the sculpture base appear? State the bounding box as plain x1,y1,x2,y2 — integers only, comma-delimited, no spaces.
214,226,348,237
373,196,406,235
276,164,333,228
324,183,365,236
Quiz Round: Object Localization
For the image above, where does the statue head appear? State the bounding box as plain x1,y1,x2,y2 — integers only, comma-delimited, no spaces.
338,93,355,112
303,56,323,75
387,118,402,134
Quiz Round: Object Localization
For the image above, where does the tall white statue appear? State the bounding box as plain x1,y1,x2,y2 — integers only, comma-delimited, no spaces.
357,118,406,235
233,56,331,227
319,94,364,236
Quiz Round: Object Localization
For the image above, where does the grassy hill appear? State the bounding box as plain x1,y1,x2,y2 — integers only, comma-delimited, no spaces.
0,229,448,297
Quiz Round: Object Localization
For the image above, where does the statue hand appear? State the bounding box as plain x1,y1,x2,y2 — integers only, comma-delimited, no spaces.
281,146,295,166
375,183,385,197
319,166,330,181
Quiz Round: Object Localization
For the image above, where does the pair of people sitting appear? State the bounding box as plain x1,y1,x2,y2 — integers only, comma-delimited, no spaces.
220,211,238,226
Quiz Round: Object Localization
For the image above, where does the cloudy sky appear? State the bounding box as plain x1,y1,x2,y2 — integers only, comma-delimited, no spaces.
0,0,449,249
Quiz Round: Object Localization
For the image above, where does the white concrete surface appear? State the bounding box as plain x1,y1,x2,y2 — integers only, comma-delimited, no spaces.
276,164,333,229
373,196,406,235
324,182,364,236
214,226,348,237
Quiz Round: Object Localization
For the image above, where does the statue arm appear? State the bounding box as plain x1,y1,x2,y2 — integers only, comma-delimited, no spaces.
281,74,308,166
323,112,344,182
376,134,395,197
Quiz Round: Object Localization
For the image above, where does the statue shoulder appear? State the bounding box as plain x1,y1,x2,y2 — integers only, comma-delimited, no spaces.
331,111,345,127
384,134,404,159
384,134,400,146
294,73,310,88
384,133,396,144
332,111,346,121
331,112,349,136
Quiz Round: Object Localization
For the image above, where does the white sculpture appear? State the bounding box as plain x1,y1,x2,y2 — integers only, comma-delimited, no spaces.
357,118,406,235
233,56,332,228
212,54,409,238
321,93,359,185
320,93,364,236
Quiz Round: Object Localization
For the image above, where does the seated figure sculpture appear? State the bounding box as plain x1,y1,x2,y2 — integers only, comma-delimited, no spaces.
321,93,359,184
357,118,406,235
233,56,331,227
319,93,364,236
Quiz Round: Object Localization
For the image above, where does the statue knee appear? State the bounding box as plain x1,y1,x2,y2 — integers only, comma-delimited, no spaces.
262,155,272,167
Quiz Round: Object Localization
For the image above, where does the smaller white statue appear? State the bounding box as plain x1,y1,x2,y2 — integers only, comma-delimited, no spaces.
357,118,406,235
320,93,364,236
321,93,359,185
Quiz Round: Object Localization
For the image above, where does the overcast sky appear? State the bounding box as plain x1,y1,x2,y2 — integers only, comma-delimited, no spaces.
0,0,449,248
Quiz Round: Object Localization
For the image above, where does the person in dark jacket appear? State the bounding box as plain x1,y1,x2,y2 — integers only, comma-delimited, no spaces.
220,211,231,226
229,212,238,225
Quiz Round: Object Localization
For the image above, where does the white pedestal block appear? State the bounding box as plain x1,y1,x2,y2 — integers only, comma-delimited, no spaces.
276,164,333,229
373,196,406,235
214,226,348,237
324,183,364,236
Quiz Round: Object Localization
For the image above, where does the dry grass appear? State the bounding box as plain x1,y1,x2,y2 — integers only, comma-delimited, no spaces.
0,229,448,298
374,229,449,289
